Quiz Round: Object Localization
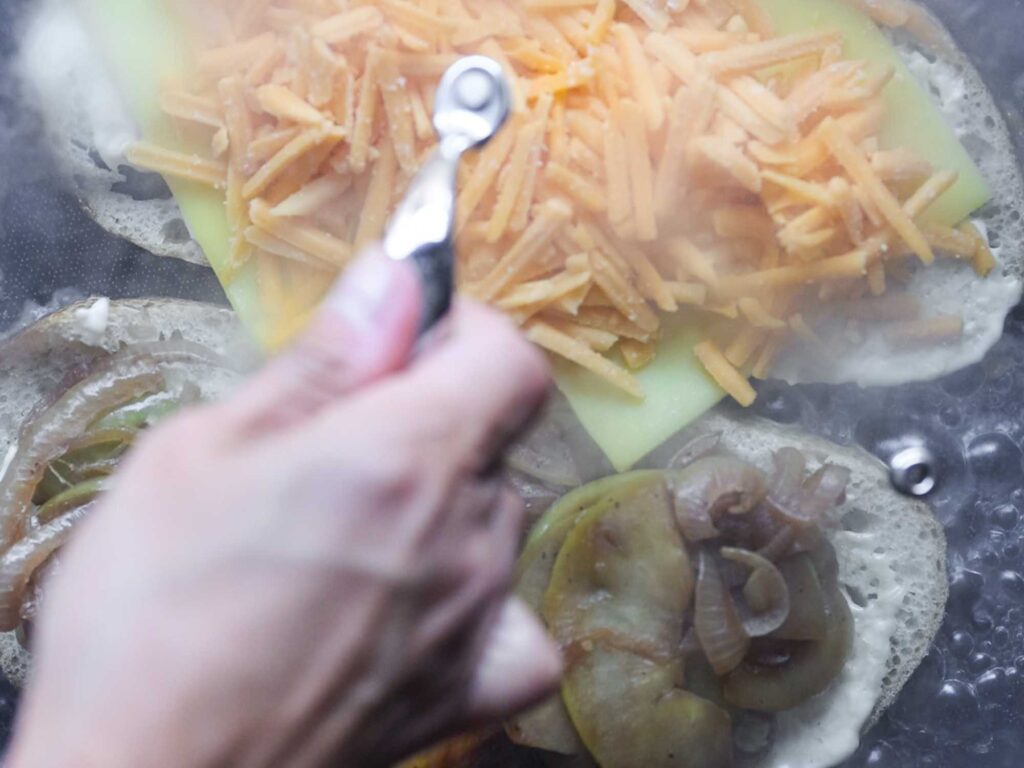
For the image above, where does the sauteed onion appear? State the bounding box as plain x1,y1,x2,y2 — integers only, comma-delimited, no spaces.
695,549,750,675
722,547,790,638
0,339,235,633
512,442,857,764
0,504,94,631
671,456,767,541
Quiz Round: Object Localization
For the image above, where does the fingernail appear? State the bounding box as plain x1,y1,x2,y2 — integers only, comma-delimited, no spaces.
469,598,563,719
328,253,401,334
486,599,562,681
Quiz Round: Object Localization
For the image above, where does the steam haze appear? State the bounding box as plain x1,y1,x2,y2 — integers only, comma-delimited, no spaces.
0,0,224,337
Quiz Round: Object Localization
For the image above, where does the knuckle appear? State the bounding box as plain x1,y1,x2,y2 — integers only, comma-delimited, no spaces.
285,327,355,400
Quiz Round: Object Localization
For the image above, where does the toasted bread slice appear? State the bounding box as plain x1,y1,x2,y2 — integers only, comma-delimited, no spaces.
509,412,947,768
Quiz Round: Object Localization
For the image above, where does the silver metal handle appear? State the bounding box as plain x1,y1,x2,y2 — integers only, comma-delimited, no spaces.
383,56,512,331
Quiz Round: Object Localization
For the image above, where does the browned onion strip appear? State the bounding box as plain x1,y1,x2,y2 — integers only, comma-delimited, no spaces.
671,457,767,542
0,504,92,631
723,580,854,712
765,450,852,534
722,547,791,638
695,549,750,675
800,464,851,518
0,371,162,553
756,524,796,561
773,554,829,641
765,447,815,527
0,341,231,553
676,505,719,542
61,427,138,456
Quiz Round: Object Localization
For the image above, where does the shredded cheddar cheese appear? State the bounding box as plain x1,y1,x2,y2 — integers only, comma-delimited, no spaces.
133,0,986,405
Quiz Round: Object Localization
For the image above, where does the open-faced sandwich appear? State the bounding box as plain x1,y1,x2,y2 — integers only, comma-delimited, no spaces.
498,414,946,768
18,0,1024,469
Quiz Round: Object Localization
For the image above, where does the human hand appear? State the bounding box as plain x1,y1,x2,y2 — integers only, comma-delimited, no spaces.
8,250,561,768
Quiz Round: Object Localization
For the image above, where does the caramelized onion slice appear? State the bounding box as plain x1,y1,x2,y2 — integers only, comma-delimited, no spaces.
765,449,852,531
695,549,750,675
35,477,107,526
772,554,829,642
721,547,791,638
0,340,232,554
801,464,851,518
0,504,92,631
756,523,796,562
723,582,854,712
670,457,767,543
0,371,162,552
764,448,812,526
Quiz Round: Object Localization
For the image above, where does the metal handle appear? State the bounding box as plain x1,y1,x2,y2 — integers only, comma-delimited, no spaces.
383,56,512,332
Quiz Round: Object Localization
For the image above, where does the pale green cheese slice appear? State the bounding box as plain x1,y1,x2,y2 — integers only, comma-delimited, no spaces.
553,324,724,471
760,0,991,225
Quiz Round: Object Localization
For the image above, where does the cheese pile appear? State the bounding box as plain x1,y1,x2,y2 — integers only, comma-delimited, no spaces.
129,0,995,406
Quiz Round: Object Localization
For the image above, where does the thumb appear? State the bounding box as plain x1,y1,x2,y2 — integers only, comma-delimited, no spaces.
466,597,563,723
227,247,423,435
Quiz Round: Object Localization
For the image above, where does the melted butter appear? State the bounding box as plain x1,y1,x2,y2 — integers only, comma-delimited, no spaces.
72,297,111,343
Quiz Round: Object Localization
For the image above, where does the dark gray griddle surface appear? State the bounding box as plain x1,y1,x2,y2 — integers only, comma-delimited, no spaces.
2,0,1024,765
0,0,227,335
